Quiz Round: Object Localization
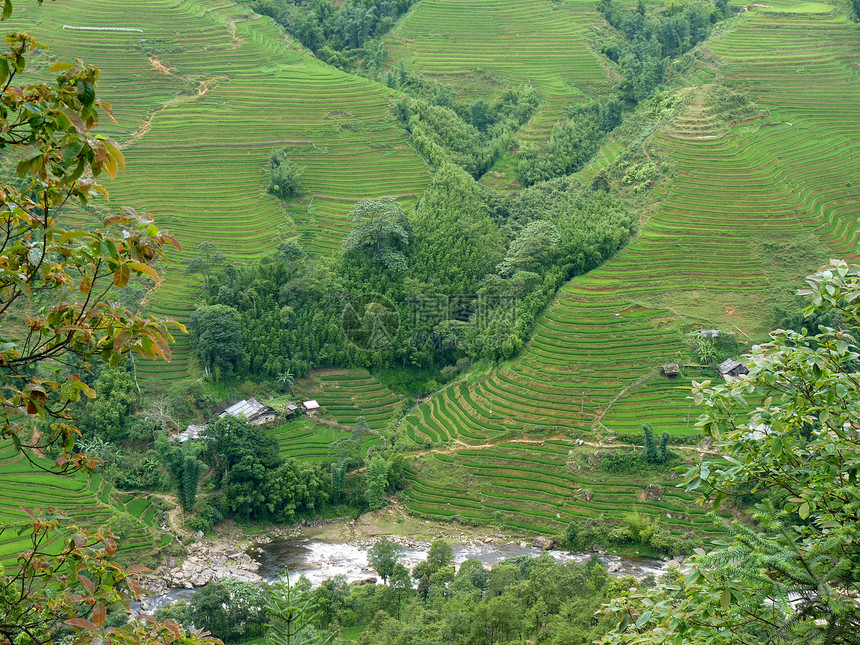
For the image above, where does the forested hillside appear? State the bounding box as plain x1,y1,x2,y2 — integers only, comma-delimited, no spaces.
1,0,858,641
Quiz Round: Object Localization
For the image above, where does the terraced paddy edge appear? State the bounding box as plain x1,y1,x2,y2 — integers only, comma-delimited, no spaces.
401,3,859,526
385,0,611,141
5,0,431,382
0,443,165,563
298,369,404,431
267,418,383,463
404,441,724,536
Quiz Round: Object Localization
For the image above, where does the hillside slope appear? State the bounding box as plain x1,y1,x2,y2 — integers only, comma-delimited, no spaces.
5,0,431,382
400,0,860,534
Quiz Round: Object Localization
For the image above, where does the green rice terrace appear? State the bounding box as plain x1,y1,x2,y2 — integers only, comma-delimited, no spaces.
393,0,859,532
267,419,384,462
3,0,432,381
385,0,612,142
0,442,167,564
1,0,858,555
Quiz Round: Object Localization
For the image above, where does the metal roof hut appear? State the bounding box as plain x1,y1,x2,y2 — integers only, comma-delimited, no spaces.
176,424,207,443
219,398,278,425
661,363,681,378
302,400,321,415
719,358,748,378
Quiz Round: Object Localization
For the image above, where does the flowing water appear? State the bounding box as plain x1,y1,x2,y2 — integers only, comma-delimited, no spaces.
140,537,669,613
256,538,667,586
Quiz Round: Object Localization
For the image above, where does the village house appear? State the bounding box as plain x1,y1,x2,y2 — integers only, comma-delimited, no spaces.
661,363,680,378
219,398,278,425
719,358,748,378
175,397,278,443
302,400,321,415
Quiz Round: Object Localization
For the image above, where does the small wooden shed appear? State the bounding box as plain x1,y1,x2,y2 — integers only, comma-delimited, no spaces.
661,363,680,378
302,400,321,416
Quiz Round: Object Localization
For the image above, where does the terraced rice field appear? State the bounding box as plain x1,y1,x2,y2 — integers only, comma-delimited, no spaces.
404,441,724,536
401,1,860,528
267,419,383,462
299,369,403,430
0,443,164,562
5,0,430,382
386,0,611,142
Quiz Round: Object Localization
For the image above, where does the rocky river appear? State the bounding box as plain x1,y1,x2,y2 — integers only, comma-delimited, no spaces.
138,536,677,613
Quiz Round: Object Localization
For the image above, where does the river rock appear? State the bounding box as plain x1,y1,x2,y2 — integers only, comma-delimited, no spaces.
592,544,606,554
531,537,553,550
166,542,263,588
607,561,623,573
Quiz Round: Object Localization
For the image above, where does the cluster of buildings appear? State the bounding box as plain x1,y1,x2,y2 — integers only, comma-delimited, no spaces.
175,398,321,443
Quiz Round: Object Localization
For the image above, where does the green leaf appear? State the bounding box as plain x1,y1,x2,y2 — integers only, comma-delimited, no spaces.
58,230,94,245
77,81,95,107
1,0,12,21
720,588,730,610
771,439,783,457
798,502,810,519
635,610,652,628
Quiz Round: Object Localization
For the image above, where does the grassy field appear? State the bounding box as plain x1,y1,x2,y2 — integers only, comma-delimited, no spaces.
0,443,166,563
4,0,431,383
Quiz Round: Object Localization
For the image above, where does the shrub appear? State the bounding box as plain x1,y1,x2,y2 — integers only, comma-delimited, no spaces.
267,149,304,199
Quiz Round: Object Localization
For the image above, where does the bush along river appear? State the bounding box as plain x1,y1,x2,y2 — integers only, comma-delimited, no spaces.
137,536,677,613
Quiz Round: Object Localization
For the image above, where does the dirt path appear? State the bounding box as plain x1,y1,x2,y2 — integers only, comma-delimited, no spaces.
147,491,192,541
149,56,174,76
348,432,713,475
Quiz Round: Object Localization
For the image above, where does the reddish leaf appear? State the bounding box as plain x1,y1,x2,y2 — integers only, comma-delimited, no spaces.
92,603,106,627
66,617,97,631
77,574,95,594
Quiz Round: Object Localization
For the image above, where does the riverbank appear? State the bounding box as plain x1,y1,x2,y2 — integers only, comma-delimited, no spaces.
141,502,521,594
140,501,684,608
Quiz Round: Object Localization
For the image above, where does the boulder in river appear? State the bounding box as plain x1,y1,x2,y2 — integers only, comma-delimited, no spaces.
531,537,554,550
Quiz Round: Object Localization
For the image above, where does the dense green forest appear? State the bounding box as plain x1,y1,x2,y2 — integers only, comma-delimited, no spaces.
245,0,418,72
188,172,632,380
